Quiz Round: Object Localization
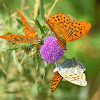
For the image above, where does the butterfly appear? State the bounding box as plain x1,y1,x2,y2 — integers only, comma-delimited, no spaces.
0,8,39,44
51,58,87,92
45,13,91,50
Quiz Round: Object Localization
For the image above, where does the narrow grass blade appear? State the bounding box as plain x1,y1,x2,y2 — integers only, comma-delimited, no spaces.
40,0,45,21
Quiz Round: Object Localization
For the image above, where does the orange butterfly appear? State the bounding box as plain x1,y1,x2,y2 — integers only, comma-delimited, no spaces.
0,8,39,44
46,13,91,50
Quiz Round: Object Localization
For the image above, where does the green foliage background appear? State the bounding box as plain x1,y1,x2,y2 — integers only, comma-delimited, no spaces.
0,0,99,100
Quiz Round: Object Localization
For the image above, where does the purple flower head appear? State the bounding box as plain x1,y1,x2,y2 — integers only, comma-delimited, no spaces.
40,36,67,63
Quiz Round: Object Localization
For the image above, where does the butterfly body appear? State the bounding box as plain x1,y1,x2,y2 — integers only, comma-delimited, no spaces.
46,13,91,49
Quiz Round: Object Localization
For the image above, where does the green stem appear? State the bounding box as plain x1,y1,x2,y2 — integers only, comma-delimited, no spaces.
40,0,45,21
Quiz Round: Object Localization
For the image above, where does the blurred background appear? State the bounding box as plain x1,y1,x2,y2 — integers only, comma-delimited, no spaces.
0,0,99,100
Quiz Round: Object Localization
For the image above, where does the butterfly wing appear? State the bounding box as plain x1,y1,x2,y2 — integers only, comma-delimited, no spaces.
46,13,70,40
62,73,87,86
72,58,86,71
66,20,91,41
55,58,87,86
17,8,39,39
0,9,39,44
46,13,91,47
46,18,66,50
51,71,63,92
0,34,39,44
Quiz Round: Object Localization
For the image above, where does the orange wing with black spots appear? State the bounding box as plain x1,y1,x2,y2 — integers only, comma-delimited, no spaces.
46,13,91,49
0,34,39,44
51,71,63,92
17,8,37,37
46,19,66,50
0,8,39,44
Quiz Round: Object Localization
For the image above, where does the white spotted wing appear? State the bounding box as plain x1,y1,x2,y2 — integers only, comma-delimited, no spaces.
53,58,87,86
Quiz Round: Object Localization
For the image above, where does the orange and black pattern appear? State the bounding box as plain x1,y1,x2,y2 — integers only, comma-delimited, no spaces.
51,71,63,92
0,8,39,44
46,13,91,49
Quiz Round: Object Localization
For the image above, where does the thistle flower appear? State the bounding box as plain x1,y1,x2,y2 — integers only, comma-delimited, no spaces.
40,36,66,63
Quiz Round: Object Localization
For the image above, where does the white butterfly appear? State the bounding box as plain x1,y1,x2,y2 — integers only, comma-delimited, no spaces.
53,58,87,86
